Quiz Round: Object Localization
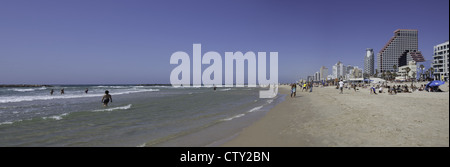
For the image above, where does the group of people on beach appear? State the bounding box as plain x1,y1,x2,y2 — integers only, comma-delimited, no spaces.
335,81,445,95
290,82,314,98
49,88,112,106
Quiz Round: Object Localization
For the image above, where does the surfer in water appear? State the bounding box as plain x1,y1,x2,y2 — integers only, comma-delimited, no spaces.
101,90,112,107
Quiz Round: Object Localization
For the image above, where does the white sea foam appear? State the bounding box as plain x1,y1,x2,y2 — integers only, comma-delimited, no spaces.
222,114,245,121
8,87,47,92
247,106,263,113
136,143,147,147
92,104,132,112
95,86,127,88
219,88,231,91
42,113,68,120
266,99,273,104
0,89,159,103
0,121,14,125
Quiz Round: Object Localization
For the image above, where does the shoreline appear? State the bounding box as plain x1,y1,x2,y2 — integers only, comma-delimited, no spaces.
222,84,449,147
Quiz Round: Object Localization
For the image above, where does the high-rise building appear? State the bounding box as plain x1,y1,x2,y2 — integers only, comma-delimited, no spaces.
432,40,449,81
377,29,419,73
314,71,320,81
332,61,345,79
364,48,374,76
319,66,328,81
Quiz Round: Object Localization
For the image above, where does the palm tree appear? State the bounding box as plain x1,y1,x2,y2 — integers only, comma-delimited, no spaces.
429,67,435,80
419,64,425,81
405,67,411,81
386,71,392,81
392,65,398,79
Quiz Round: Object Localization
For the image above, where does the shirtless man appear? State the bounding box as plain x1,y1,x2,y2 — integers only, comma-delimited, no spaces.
101,90,112,107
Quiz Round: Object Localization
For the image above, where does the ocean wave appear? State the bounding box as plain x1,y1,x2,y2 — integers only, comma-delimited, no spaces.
0,119,23,126
0,89,159,103
222,114,245,121
0,121,14,126
95,86,133,89
8,87,47,92
92,104,132,112
42,113,68,121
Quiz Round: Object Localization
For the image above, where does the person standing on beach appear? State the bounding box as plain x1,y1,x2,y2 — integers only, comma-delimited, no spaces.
102,90,112,107
339,80,344,94
50,89,54,95
291,83,297,97
60,88,64,95
309,83,313,92
303,83,307,92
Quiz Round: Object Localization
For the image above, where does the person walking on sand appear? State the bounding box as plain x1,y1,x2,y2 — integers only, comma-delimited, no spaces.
60,88,64,95
302,83,307,92
339,80,344,94
101,90,112,107
309,83,313,93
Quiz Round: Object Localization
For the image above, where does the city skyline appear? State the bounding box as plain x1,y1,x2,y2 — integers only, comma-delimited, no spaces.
0,0,449,84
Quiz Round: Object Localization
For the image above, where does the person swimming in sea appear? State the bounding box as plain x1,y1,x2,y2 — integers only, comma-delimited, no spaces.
60,88,64,95
85,88,89,94
101,90,112,107
50,89,54,95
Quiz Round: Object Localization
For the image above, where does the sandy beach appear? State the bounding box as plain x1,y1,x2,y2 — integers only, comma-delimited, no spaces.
223,83,449,147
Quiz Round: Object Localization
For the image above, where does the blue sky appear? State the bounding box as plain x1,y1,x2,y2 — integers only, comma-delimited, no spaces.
0,0,448,84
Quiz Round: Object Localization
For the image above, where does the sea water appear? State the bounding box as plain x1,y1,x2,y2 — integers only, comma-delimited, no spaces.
0,85,283,146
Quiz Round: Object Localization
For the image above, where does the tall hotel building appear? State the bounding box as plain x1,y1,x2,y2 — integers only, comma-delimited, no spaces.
377,29,424,72
432,41,449,81
364,48,374,76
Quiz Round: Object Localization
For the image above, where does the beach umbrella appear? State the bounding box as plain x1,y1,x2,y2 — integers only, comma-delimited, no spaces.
428,80,445,87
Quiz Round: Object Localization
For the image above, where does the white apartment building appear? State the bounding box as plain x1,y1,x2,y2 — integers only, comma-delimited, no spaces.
319,66,328,81
396,61,417,81
332,61,345,79
432,40,449,81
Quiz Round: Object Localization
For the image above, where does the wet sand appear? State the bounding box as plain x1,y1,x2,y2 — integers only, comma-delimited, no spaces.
223,83,449,147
